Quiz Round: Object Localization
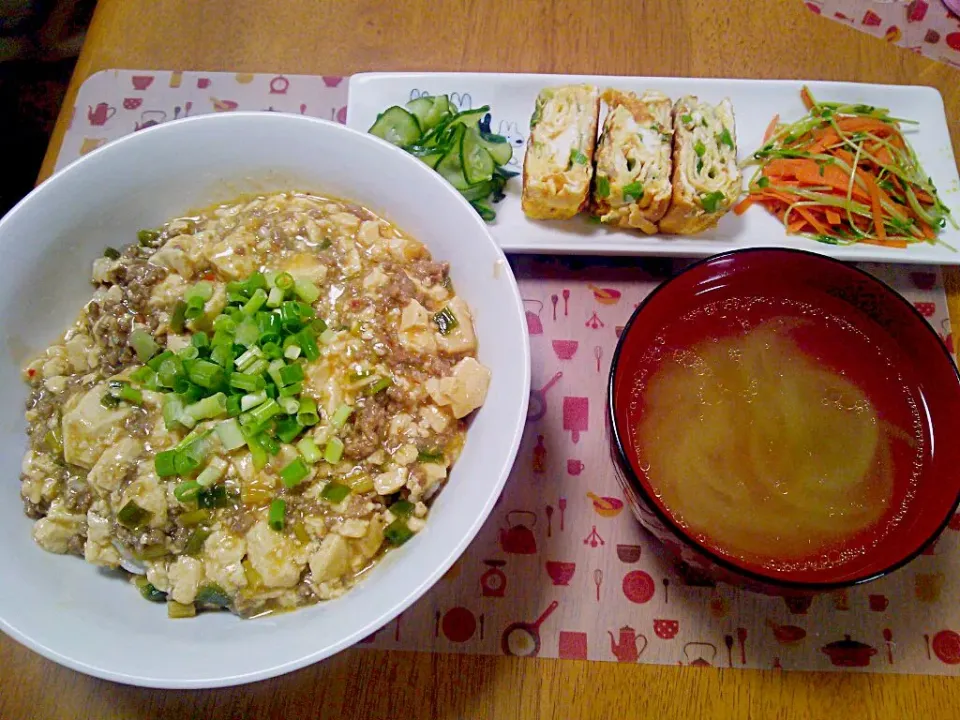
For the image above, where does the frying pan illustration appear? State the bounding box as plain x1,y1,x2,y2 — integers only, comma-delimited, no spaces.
501,601,560,657
527,371,563,422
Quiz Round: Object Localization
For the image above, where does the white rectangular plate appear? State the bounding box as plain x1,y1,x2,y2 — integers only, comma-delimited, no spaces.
347,72,960,265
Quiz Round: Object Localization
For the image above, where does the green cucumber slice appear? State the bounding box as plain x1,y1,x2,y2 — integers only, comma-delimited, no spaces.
461,127,495,185
423,95,454,130
435,127,470,190
478,133,512,165
405,97,436,129
460,180,495,202
448,106,490,129
369,107,421,146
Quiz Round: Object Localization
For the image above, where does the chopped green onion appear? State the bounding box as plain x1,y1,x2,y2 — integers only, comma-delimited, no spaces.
155,449,179,477
694,140,706,157
184,392,227,423
229,371,264,393
366,377,392,395
130,365,158,387
331,404,353,428
234,346,263,371
268,498,286,531
177,508,210,526
138,229,161,246
700,191,725,214
195,583,231,607
299,330,320,360
267,359,286,388
174,480,202,502
278,381,303,397
267,286,284,308
261,341,283,359
384,519,414,546
279,396,300,415
235,318,260,347
280,458,310,488
274,272,295,291
117,500,152,529
681,113,693,124
167,601,196,619
197,485,229,509
296,397,319,426
417,449,444,463
278,363,304,386
109,381,143,405
324,436,345,464
275,417,303,443
184,281,213,304
100,393,121,409
433,307,459,335
196,457,228,488
596,175,610,198
184,527,211,555
241,390,267,411
243,398,281,427
242,288,268,316
191,331,210,349
297,437,322,463
134,576,167,602
170,301,187,333
258,431,280,455
757,176,770,189
390,499,416,517
294,278,320,303
569,148,588,165
185,359,224,389
284,344,302,360
130,329,159,362
103,246,121,260
178,345,200,361
622,181,644,203
320,481,351,503
718,128,734,149
44,428,63,455
319,328,336,344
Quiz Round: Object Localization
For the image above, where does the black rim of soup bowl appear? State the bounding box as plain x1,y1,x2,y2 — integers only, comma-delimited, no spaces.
607,246,960,592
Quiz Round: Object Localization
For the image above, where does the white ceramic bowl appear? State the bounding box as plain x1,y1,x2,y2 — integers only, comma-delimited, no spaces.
0,113,530,688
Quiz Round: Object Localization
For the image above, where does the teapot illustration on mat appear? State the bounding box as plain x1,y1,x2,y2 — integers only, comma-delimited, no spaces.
498,511,537,555
609,625,648,663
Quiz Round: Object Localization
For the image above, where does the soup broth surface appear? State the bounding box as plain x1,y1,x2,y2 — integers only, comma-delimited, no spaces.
633,295,924,572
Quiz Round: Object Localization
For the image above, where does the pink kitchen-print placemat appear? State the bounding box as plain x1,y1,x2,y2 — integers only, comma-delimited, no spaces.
805,0,960,69
58,70,960,674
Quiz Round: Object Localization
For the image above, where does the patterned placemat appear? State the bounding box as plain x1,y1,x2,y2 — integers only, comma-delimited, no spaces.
805,0,960,68
57,69,960,674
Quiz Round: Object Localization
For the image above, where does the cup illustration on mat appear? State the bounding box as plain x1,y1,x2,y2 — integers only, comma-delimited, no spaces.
567,459,584,476
869,594,889,612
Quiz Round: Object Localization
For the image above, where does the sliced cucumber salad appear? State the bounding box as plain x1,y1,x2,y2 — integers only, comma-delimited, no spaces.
369,95,516,221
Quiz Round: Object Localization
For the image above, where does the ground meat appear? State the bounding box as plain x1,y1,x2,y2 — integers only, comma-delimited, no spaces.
342,399,388,460
123,407,153,439
63,478,93,514
384,270,417,306
222,505,256,536
114,525,168,553
410,259,449,286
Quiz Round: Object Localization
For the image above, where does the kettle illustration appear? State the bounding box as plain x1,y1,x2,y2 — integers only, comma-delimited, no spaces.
608,626,648,663
87,102,116,126
498,511,537,555
683,642,718,667
135,110,167,131
524,299,544,335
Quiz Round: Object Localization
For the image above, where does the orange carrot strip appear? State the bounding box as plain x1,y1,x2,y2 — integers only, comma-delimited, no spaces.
763,114,780,144
826,209,842,225
860,237,907,249
801,87,815,110
734,196,757,216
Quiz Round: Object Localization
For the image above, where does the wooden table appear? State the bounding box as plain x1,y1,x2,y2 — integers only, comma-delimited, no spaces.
3,0,959,717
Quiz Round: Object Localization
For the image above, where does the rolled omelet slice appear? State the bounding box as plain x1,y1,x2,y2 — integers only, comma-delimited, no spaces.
658,96,742,235
592,90,673,234
521,85,600,220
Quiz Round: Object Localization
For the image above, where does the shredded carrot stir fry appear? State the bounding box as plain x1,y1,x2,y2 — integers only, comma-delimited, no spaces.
735,86,956,249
